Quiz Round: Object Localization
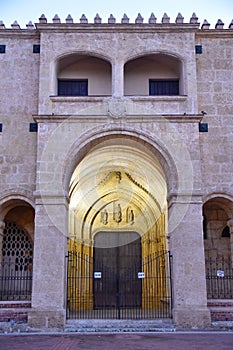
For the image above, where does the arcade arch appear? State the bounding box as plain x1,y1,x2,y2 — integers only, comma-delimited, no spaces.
203,196,233,259
0,198,35,301
54,53,112,96
124,53,184,96
203,195,233,300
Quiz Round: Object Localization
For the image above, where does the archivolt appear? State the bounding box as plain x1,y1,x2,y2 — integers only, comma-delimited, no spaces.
62,125,179,197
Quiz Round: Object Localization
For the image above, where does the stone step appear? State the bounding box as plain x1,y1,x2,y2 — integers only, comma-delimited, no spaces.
65,319,175,333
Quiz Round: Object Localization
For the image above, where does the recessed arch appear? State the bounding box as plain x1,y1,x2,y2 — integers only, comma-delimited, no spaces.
52,51,112,96
67,135,171,318
55,50,113,66
124,50,186,65
203,193,233,218
203,193,233,300
78,185,163,242
0,194,35,302
0,189,35,222
124,52,185,96
1,220,34,301
68,136,168,248
203,195,232,259
62,126,179,197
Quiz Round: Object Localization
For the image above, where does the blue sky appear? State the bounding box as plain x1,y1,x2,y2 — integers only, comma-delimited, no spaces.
1,0,233,28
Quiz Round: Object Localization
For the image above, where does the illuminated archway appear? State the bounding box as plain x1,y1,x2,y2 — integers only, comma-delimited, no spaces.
67,137,171,318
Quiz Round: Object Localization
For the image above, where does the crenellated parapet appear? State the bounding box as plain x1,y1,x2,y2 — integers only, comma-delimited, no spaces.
0,13,232,30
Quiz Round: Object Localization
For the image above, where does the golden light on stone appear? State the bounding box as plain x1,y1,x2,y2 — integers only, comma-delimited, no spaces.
69,140,167,245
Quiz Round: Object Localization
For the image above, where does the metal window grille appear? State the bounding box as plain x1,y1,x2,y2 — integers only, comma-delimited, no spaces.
58,79,88,96
0,222,33,301
149,80,179,95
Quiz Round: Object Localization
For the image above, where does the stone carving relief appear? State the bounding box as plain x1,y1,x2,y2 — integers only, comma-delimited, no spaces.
126,207,135,225
113,203,122,223
107,99,126,119
100,203,135,226
101,209,108,225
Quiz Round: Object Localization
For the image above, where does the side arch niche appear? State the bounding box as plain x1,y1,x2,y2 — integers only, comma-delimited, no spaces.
203,196,233,300
0,199,35,301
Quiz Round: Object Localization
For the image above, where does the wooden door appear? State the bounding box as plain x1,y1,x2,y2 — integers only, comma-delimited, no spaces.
94,231,141,308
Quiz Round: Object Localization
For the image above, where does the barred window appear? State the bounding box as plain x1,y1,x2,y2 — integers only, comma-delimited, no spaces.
1,222,33,300
2,222,33,272
149,79,179,95
58,79,88,96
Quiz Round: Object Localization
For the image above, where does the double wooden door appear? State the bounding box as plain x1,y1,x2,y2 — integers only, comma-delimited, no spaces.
94,231,142,308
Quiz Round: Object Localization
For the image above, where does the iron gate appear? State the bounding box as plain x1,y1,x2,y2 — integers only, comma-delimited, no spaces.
205,256,233,299
66,249,172,319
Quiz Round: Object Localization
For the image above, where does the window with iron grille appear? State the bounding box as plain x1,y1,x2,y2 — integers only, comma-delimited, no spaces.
1,222,33,300
58,79,88,96
149,79,179,95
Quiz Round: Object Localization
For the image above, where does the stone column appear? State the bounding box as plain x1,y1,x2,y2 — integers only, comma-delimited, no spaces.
227,219,233,265
0,221,5,265
112,61,124,98
28,194,68,329
168,195,211,329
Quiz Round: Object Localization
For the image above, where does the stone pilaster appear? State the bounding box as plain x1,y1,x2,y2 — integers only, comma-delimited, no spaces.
28,194,68,329
0,221,5,264
168,196,211,329
227,219,233,265
112,62,124,97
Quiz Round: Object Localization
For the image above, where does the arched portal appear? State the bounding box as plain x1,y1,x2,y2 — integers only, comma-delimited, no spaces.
1,222,33,300
0,198,34,301
67,137,172,319
203,196,233,300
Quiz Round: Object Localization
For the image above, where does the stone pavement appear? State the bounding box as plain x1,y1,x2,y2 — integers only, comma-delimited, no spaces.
0,332,233,350
1,320,233,350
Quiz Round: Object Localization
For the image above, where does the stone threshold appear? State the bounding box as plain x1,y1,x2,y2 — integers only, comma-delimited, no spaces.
65,319,174,333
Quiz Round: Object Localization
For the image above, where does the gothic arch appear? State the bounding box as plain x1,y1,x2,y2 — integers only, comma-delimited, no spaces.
78,183,162,242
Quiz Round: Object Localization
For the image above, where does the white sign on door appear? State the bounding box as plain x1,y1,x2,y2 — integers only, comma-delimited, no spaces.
94,272,102,279
138,272,145,279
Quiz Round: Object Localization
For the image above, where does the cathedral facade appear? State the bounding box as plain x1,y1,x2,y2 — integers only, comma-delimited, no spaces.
0,12,233,329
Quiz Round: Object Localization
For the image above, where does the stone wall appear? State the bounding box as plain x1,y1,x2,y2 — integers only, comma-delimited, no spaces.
0,31,39,196
0,302,31,322
0,14,232,198
0,12,232,329
196,31,233,197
